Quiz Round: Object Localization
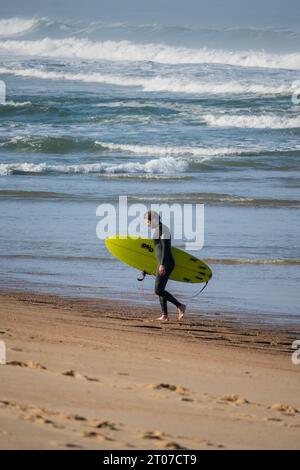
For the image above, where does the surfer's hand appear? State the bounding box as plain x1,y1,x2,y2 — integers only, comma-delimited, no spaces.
159,264,166,275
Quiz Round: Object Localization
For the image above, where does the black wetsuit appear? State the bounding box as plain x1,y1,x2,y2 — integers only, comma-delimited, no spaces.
153,222,181,315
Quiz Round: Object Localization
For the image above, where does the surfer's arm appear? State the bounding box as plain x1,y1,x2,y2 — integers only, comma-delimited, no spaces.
160,237,167,265
160,225,171,265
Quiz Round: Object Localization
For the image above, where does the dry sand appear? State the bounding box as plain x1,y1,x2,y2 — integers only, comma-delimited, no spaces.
0,291,300,450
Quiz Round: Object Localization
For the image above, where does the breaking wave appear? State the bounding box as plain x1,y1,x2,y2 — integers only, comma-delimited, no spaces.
204,258,300,265
0,18,39,37
1,37,300,69
96,141,246,157
0,66,293,95
0,157,187,176
203,113,300,129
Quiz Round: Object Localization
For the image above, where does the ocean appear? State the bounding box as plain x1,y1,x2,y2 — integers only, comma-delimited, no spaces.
0,17,299,324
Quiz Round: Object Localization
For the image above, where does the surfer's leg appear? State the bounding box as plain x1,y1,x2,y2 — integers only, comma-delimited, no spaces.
159,294,168,315
163,265,182,309
155,272,181,311
155,273,169,315
164,284,186,320
163,289,181,308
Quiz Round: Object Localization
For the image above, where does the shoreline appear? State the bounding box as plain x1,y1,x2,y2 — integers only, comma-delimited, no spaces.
1,290,300,449
0,289,299,352
1,284,299,329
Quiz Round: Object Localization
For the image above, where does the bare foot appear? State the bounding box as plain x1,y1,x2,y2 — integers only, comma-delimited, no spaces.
177,304,186,321
157,315,169,322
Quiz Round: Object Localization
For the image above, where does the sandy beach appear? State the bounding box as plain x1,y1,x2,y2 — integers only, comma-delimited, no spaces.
0,290,299,450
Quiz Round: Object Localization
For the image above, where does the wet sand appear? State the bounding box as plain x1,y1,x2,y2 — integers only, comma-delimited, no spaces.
0,291,300,450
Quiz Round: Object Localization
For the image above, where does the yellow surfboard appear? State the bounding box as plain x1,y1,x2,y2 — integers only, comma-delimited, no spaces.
105,236,212,283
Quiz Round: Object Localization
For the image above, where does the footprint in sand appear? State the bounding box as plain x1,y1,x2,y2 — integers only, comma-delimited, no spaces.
85,376,99,382
203,440,226,449
219,394,250,405
62,369,83,379
92,420,119,431
146,383,191,395
62,369,99,382
82,431,114,442
0,329,12,337
7,360,47,370
268,403,298,415
0,400,123,435
67,414,87,422
64,443,85,449
0,400,11,407
23,413,65,429
6,361,100,384
140,431,187,450
1,399,126,446
140,430,167,440
158,441,187,450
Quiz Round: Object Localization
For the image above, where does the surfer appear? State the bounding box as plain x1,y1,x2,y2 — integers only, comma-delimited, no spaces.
144,211,186,322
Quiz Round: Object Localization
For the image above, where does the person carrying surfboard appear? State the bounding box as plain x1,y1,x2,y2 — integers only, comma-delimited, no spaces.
144,211,186,322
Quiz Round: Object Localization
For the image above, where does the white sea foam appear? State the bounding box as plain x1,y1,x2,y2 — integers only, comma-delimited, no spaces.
1,100,31,107
0,37,300,69
96,141,246,157
0,157,187,176
139,78,290,95
203,113,300,129
0,162,47,176
0,66,293,96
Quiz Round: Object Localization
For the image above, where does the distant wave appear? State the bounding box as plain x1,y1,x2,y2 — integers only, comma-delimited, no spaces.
1,17,300,54
1,38,300,69
0,100,31,107
204,258,300,265
96,141,300,158
1,156,299,183
0,17,78,38
0,136,245,156
96,141,246,157
0,66,292,95
2,136,299,158
203,113,300,129
0,157,187,176
0,18,39,37
132,192,300,207
99,173,190,180
0,135,98,153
